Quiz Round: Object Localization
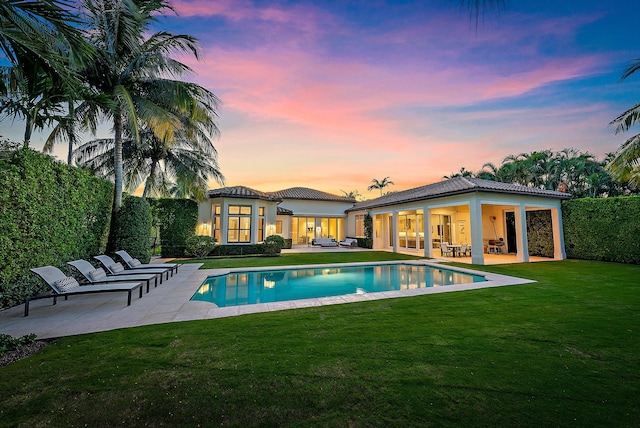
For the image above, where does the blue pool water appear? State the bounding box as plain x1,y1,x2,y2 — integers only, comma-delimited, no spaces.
191,263,486,307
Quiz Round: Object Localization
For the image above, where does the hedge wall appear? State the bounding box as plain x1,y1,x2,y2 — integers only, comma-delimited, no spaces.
0,148,113,307
149,198,198,257
111,196,152,263
563,196,640,264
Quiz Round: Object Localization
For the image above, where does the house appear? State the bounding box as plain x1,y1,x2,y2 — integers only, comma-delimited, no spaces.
197,177,571,265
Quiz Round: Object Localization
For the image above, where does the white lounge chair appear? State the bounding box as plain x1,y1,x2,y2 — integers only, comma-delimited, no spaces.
115,250,179,275
27,266,143,316
68,259,158,292
94,255,171,283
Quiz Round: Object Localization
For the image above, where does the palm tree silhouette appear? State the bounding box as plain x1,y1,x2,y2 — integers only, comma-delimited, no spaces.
368,177,394,196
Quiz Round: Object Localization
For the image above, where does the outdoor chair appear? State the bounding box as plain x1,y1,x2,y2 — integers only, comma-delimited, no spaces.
458,244,471,257
115,250,178,276
94,255,171,283
440,242,455,257
27,266,143,316
68,259,158,292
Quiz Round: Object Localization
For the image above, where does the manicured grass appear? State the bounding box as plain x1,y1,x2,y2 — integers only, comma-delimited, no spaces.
1,258,639,426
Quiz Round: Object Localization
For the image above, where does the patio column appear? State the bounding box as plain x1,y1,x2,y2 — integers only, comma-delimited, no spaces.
551,207,566,260
391,211,398,253
423,207,433,258
469,196,485,265
515,205,529,262
220,200,228,244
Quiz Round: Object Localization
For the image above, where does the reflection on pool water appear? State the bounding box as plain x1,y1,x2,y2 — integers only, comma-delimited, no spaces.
191,263,486,307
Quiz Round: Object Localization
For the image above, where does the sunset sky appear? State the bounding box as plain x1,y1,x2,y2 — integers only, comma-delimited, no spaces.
5,0,640,198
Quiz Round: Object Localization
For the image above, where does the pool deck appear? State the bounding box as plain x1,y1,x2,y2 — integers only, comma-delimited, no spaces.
0,259,534,340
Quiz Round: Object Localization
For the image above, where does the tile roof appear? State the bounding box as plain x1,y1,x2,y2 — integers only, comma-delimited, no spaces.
269,187,356,202
348,177,571,211
277,206,293,215
208,186,281,201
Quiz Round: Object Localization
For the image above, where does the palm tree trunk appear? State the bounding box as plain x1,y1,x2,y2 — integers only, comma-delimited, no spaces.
23,113,33,149
142,160,158,199
113,112,124,211
66,102,75,165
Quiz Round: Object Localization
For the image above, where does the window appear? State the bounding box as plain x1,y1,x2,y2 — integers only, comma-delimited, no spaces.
228,205,252,243
355,214,365,238
276,220,283,234
258,207,265,242
212,204,221,240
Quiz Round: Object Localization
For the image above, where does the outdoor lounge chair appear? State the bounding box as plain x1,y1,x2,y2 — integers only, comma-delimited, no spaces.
27,266,143,316
68,259,158,292
94,255,171,283
115,250,178,276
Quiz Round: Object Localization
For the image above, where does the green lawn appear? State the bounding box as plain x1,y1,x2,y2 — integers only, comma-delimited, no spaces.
1,256,639,427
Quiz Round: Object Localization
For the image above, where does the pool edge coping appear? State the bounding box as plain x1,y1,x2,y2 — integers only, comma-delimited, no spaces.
192,260,536,317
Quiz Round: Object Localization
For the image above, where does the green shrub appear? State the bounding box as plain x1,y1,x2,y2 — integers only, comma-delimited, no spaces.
0,333,37,354
185,236,217,258
363,214,373,249
0,146,113,308
112,196,152,263
563,196,640,264
149,199,198,257
264,235,286,249
526,210,554,257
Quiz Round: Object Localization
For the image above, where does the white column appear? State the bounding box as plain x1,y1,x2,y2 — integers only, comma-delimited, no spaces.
469,196,485,265
551,206,566,260
391,211,398,253
515,205,529,262
424,207,433,258
220,200,228,244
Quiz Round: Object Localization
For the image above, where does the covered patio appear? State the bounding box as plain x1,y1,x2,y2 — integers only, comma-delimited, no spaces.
347,178,571,265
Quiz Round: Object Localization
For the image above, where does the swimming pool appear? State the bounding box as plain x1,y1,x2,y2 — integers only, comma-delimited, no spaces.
191,263,486,307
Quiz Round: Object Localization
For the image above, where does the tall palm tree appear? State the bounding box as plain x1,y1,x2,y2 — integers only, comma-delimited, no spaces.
340,189,362,201
443,167,473,180
0,1,93,148
73,124,224,201
608,58,640,189
0,0,91,88
80,0,220,212
368,177,394,196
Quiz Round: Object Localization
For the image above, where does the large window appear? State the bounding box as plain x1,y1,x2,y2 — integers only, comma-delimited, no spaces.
291,217,344,244
355,214,365,238
228,205,252,243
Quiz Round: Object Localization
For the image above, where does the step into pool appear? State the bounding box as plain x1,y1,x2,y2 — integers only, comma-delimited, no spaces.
191,263,486,307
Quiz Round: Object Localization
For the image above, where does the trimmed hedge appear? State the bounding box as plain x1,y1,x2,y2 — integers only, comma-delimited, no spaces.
149,198,198,257
563,196,640,264
111,196,152,263
0,148,113,307
210,244,281,257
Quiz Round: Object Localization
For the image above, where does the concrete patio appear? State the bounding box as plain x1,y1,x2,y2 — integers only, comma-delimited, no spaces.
0,256,535,340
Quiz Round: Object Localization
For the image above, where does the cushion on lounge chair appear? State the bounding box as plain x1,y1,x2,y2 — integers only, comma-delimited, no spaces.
88,268,107,282
110,263,125,273
130,258,141,267
54,276,80,292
